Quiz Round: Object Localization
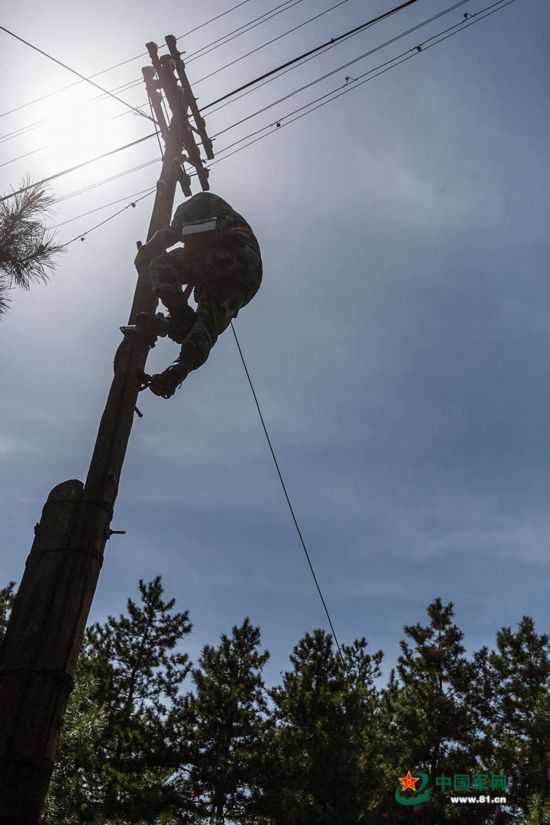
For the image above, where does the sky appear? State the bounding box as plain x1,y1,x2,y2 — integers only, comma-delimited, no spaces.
0,0,549,687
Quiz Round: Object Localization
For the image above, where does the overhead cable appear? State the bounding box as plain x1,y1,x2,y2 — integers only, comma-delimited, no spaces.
205,0,456,116
194,0,354,86
61,189,156,247
54,158,160,204
230,322,347,668
209,0,514,166
0,0,418,151
0,26,155,123
94,0,422,120
0,119,45,145
0,146,45,169
50,187,157,229
83,0,310,106
186,0,306,63
210,0,472,138
0,133,158,203
202,0,420,110
0,0,258,119
50,0,512,663
0,0,420,197
6,0,508,213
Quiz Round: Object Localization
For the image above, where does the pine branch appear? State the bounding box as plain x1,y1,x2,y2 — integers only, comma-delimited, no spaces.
0,178,64,315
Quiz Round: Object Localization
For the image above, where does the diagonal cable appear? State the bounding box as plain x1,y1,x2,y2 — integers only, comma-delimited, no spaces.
230,322,347,668
0,26,155,123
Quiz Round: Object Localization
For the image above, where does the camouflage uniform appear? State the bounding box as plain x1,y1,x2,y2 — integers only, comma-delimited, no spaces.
146,192,262,394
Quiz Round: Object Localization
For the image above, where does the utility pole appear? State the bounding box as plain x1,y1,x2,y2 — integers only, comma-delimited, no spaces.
0,36,213,823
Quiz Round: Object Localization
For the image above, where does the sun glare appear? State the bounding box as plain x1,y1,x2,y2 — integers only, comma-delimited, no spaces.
34,84,148,179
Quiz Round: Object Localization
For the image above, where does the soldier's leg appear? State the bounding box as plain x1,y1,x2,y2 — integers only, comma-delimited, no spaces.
162,245,260,354
148,246,261,398
149,294,237,398
149,249,195,330
180,294,234,369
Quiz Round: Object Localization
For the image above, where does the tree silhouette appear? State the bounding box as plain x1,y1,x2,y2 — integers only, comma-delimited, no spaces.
0,181,62,316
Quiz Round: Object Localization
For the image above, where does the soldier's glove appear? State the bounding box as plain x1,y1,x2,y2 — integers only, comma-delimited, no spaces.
135,228,179,267
134,244,152,269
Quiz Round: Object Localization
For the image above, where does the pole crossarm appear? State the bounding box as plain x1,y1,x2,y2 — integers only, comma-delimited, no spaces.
165,34,215,161
146,35,214,193
0,36,214,823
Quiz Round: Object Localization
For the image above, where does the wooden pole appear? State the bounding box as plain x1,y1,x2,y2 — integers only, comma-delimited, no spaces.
0,34,215,814
0,124,180,823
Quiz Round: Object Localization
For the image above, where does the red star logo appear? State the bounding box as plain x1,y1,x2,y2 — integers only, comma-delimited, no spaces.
399,770,420,792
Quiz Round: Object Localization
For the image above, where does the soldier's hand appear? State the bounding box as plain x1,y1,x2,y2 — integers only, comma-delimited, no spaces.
134,244,150,268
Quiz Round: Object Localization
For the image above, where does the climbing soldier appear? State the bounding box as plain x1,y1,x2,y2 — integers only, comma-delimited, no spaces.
135,191,262,398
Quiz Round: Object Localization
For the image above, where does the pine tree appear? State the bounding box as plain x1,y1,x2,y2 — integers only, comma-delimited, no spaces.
49,576,193,823
382,598,486,824
265,629,383,825
485,617,550,823
183,617,270,824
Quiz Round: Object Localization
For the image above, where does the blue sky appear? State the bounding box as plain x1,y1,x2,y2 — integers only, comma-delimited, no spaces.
1,0,548,685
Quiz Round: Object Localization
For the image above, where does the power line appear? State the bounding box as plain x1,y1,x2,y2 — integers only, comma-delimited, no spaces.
193,0,354,86
0,26,155,123
202,0,420,110
230,322,347,666
186,0,306,63
50,0,506,222
204,0,452,117
210,0,473,140
50,187,157,229
209,0,513,166
0,0,259,119
61,189,155,247
99,0,423,120
51,0,310,110
0,133,158,203
216,2,513,672
79,0,264,92
47,0,512,660
110,0,378,125
0,146,45,169
174,0,259,45
5,0,508,218
0,0,420,158
54,158,160,204
0,0,310,145
0,0,419,198
0,78,148,145
209,0,472,136
0,119,45,145
92,0,420,110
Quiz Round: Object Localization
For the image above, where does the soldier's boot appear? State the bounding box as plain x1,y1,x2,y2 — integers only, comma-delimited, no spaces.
149,358,191,399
